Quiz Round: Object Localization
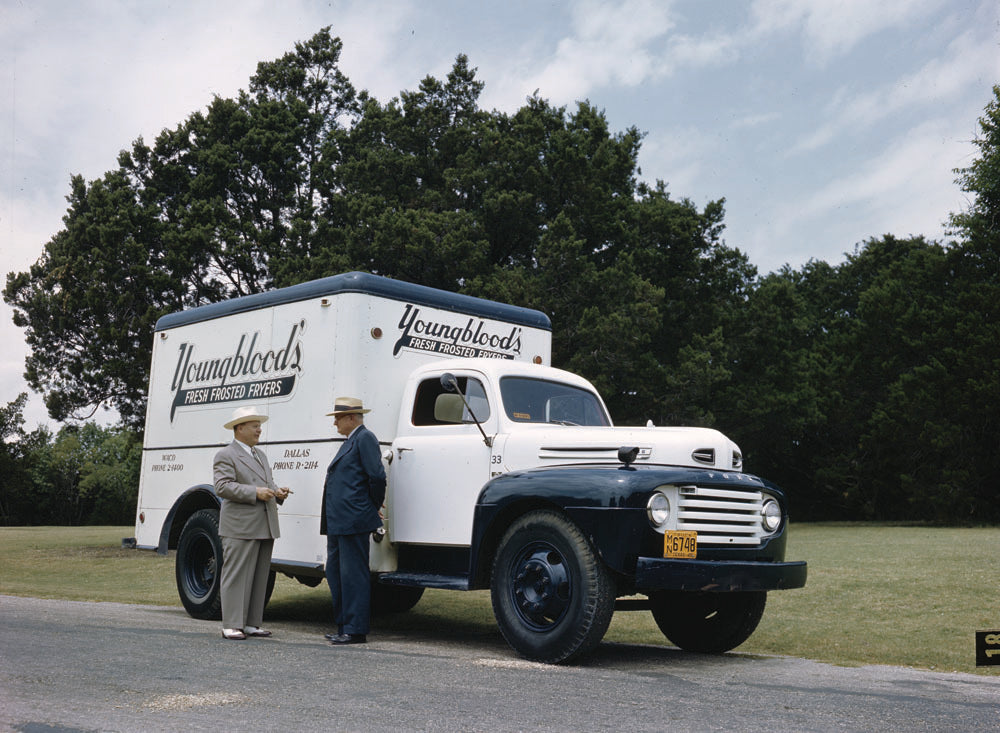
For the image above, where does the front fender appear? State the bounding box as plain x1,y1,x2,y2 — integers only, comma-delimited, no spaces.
469,464,796,588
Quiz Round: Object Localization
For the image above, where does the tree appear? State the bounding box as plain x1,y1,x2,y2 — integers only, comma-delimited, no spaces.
3,421,141,526
75,424,143,525
309,54,494,286
949,84,1000,276
5,29,358,430
715,262,831,515
4,171,164,426
625,184,756,426
471,213,664,422
0,394,32,524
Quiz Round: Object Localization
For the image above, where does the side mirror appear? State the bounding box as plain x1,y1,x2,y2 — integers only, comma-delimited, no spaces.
440,372,460,393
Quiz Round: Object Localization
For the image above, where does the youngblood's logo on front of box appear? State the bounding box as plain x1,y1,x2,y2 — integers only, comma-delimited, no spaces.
168,320,305,421
394,304,522,359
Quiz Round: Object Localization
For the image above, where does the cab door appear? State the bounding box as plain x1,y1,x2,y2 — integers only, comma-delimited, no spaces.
388,372,496,546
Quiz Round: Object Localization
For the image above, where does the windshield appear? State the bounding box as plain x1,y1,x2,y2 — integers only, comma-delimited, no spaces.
499,377,611,426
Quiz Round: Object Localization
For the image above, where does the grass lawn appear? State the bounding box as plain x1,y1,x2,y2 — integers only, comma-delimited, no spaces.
1,523,998,674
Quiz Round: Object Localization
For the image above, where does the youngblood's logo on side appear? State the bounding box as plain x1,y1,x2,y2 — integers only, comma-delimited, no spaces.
168,320,305,421
393,304,522,359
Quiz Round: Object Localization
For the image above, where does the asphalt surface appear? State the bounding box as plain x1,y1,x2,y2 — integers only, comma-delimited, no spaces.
1,594,998,732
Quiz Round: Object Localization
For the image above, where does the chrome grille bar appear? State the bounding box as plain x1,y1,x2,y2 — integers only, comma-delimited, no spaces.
675,485,764,546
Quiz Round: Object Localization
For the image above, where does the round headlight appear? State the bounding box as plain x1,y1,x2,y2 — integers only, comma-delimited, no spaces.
646,492,671,528
761,498,782,533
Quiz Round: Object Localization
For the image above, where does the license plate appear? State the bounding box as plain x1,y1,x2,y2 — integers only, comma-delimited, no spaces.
664,530,697,558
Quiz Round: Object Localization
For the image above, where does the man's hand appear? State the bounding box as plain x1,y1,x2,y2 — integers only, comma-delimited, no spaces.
275,487,292,500
256,486,275,502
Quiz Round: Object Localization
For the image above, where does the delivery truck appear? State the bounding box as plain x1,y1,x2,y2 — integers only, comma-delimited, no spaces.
133,270,806,663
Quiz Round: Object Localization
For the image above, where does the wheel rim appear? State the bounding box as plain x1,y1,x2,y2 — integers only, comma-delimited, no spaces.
508,541,572,631
182,531,217,599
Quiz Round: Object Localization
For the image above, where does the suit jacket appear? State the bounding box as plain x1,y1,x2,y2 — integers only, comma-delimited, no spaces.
213,440,281,540
321,424,386,536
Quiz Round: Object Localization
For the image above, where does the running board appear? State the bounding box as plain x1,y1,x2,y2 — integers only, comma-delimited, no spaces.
376,572,470,591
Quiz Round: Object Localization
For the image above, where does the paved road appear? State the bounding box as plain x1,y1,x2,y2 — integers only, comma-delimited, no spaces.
1,595,998,732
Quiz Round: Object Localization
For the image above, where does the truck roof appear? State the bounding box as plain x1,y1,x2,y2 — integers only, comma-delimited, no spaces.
410,358,596,389
154,271,553,332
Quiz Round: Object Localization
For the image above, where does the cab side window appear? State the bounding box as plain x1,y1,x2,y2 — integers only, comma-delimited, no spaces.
411,376,490,426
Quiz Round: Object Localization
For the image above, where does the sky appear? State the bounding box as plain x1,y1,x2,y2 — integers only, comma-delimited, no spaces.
2,0,998,431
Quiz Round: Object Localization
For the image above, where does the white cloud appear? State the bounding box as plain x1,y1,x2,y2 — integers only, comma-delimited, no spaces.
637,125,712,195
759,116,973,270
731,111,782,129
667,32,740,69
750,0,947,63
489,0,678,109
792,28,1000,154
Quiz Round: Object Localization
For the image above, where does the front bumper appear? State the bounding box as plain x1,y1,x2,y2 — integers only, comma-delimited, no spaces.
635,557,807,592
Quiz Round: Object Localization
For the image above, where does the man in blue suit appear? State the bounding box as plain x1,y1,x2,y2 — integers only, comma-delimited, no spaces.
321,396,386,645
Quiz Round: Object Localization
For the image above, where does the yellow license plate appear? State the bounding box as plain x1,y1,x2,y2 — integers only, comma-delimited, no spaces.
664,530,697,559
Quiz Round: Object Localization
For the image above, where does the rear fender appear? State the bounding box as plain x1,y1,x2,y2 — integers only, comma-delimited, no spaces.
157,485,220,555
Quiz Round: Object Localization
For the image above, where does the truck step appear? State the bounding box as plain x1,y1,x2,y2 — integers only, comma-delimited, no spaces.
377,572,470,591
614,598,653,611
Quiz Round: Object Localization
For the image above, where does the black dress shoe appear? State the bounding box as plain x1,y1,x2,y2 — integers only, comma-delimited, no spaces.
328,633,367,645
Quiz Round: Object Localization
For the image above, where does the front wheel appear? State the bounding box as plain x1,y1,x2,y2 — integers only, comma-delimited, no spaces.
175,508,223,620
650,590,767,653
491,510,614,664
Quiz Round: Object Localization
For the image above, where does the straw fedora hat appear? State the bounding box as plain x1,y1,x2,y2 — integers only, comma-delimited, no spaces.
325,397,371,416
224,405,269,430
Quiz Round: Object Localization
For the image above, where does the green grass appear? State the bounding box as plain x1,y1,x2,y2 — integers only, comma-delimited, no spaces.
740,524,1000,674
1,524,998,674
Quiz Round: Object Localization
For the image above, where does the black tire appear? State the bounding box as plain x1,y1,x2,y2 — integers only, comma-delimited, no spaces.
370,581,425,616
491,510,614,664
175,508,223,620
650,590,767,653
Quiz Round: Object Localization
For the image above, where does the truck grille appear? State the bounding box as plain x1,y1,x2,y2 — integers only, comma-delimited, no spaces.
675,484,765,546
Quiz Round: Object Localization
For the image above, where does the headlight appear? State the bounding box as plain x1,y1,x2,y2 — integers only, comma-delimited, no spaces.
761,498,782,533
732,450,743,470
646,492,670,528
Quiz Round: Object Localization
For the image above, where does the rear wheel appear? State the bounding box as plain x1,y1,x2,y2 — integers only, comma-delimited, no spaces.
264,569,276,607
650,590,767,653
175,508,223,620
491,510,614,664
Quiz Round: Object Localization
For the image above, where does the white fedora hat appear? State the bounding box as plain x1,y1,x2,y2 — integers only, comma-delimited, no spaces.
224,405,269,430
325,396,371,416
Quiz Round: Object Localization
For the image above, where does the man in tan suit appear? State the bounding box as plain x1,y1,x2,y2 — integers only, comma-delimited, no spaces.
213,406,291,640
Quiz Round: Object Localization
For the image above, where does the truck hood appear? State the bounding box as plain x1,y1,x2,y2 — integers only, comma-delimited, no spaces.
499,424,743,472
